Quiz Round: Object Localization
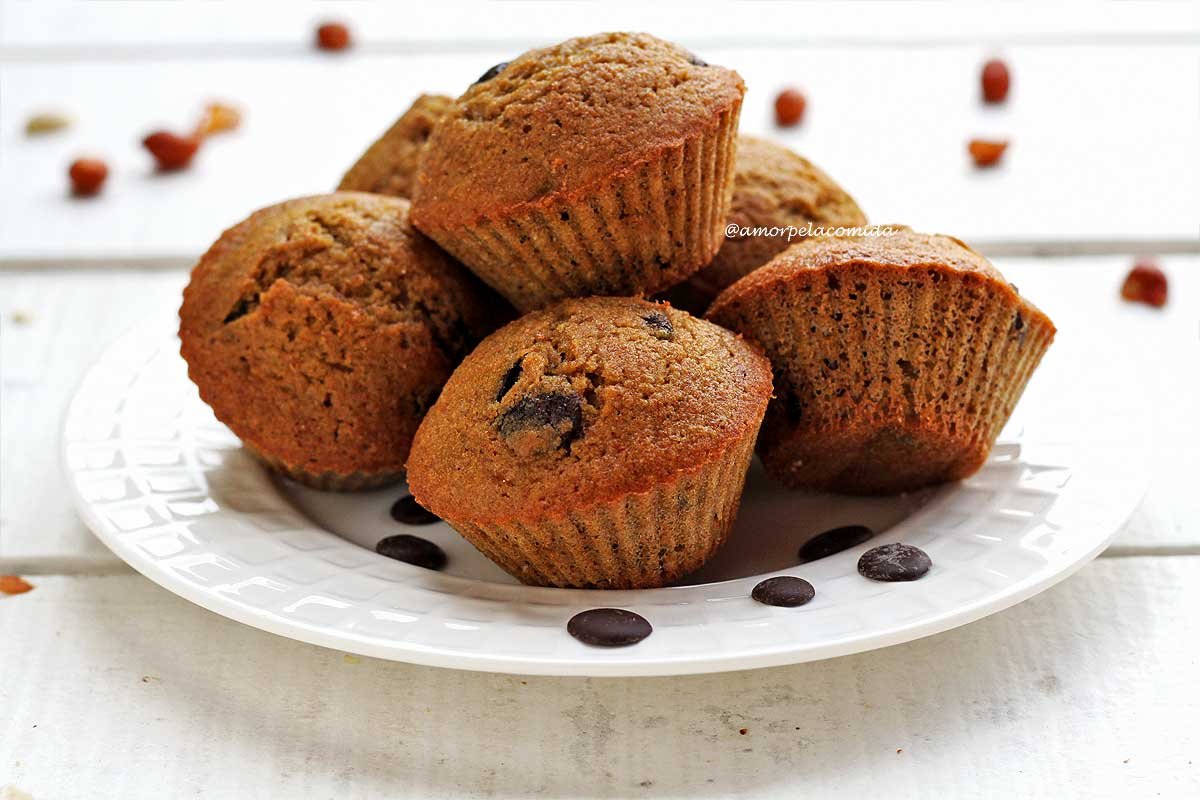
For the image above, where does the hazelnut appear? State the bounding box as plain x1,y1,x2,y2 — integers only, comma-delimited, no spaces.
68,158,108,196
981,59,1011,104
316,22,352,51
774,88,807,127
1121,260,1168,307
142,130,201,171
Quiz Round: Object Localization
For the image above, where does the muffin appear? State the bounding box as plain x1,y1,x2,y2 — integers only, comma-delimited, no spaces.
411,32,745,311
338,94,453,198
405,297,773,588
662,135,866,314
179,192,507,490
707,227,1055,495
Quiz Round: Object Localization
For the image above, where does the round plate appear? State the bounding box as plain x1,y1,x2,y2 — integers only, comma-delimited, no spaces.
63,313,1145,676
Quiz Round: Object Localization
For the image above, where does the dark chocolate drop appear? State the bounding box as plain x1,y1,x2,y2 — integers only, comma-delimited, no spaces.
496,357,523,401
498,391,583,450
857,543,932,582
799,525,874,563
474,62,509,84
567,608,652,647
375,534,447,570
751,576,815,607
641,311,673,339
390,495,440,526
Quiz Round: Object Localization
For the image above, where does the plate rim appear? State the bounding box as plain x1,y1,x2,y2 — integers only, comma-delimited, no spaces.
61,315,1148,676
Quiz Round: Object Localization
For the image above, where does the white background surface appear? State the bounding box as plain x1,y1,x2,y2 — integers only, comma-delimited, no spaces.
1,1,1198,797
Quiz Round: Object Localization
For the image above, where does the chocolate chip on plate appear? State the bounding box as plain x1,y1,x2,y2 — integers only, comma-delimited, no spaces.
799,525,874,563
641,311,673,339
390,494,441,525
857,543,932,582
375,534,447,570
567,608,652,647
751,576,815,607
474,62,509,84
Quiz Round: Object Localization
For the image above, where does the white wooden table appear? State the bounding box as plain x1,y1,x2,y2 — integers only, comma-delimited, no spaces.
2,3,1198,797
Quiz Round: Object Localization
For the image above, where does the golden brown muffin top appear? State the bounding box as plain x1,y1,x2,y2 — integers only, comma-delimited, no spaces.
412,32,744,229
181,192,502,351
179,192,507,479
708,226,1045,318
406,297,772,522
689,136,866,300
338,94,453,198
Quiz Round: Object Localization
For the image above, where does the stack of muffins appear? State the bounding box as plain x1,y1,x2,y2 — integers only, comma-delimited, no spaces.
180,32,1055,589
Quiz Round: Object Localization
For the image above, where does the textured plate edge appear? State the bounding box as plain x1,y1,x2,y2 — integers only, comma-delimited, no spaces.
59,314,1150,677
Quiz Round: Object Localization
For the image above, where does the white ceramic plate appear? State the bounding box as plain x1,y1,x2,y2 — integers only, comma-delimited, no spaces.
64,313,1146,676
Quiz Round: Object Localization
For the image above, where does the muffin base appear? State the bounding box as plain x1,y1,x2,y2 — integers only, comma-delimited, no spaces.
415,100,741,312
244,443,404,492
436,429,758,589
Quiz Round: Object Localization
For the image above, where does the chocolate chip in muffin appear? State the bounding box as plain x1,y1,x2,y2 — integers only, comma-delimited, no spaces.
375,534,447,570
496,357,524,401
751,576,815,607
390,494,441,525
567,608,652,647
799,524,874,563
857,543,932,582
642,311,673,339
498,390,583,455
475,61,509,84
687,52,708,67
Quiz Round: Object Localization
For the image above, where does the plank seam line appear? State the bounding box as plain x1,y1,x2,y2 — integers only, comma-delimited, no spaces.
3,31,1200,63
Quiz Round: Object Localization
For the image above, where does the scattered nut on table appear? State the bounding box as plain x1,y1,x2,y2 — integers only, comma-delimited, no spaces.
25,111,71,135
774,87,807,126
969,138,1008,167
143,130,201,171
316,21,352,51
1121,259,1168,307
194,101,242,138
981,58,1011,103
68,158,108,196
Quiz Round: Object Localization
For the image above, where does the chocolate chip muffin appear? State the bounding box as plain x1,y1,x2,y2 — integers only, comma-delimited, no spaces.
180,192,508,490
707,227,1055,495
338,94,453,198
406,297,773,588
411,32,745,311
664,136,866,314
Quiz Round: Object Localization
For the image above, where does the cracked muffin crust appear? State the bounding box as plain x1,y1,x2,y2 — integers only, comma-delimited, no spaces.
663,136,866,314
707,227,1056,495
338,94,453,198
405,297,773,588
179,192,509,490
410,32,745,311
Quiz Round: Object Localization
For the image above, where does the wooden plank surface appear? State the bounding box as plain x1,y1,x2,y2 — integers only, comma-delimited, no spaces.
2,6,1197,796
3,1,1197,52
0,270,185,568
2,561,1197,798
1,256,1195,570
2,43,1197,263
